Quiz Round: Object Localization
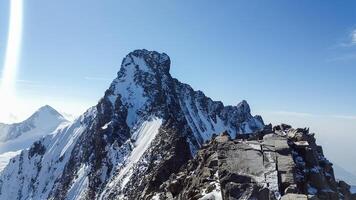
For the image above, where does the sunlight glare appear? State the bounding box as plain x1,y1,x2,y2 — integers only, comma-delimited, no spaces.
0,0,23,123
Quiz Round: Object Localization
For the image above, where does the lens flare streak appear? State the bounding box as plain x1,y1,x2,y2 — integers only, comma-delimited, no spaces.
0,0,23,123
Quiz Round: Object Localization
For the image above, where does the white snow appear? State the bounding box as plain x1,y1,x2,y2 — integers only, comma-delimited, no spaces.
0,150,21,171
263,150,281,199
119,117,162,187
240,142,281,199
0,107,96,200
101,121,111,130
108,55,152,127
0,106,67,171
176,85,263,153
66,164,90,200
100,117,163,199
179,95,233,146
0,105,67,143
151,193,160,200
59,122,87,157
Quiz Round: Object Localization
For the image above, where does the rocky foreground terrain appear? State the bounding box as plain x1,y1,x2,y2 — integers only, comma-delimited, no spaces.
155,124,356,200
0,49,354,200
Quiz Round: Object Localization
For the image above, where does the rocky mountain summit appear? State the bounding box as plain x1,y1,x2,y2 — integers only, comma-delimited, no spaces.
0,49,353,200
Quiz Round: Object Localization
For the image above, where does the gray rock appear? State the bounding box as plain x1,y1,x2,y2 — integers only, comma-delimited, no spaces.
281,194,308,200
157,125,354,200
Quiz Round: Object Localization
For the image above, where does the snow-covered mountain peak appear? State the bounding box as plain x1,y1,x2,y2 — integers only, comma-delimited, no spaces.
29,105,65,121
104,50,172,127
117,49,171,86
121,49,170,74
0,105,69,171
0,105,67,143
36,104,59,113
236,99,251,113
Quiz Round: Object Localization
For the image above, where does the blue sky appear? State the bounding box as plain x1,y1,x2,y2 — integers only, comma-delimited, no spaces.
0,0,356,181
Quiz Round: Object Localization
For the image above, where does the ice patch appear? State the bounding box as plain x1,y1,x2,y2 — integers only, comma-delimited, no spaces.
101,121,111,130
66,164,90,200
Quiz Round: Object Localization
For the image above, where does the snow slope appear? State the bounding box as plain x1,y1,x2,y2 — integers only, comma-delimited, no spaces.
0,105,67,170
0,107,96,200
100,117,163,199
0,151,21,171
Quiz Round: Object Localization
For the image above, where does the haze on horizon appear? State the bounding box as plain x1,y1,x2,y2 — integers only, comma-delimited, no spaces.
0,0,355,183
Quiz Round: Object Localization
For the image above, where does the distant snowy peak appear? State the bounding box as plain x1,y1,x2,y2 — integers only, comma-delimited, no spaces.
0,105,67,142
27,105,66,124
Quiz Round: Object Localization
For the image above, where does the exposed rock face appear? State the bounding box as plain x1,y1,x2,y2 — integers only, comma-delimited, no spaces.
0,50,264,200
156,126,355,200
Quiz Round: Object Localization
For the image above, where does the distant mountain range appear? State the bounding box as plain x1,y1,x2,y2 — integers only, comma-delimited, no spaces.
0,50,354,200
333,164,356,186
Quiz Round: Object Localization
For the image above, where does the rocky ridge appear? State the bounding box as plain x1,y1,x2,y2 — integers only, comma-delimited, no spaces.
156,124,355,200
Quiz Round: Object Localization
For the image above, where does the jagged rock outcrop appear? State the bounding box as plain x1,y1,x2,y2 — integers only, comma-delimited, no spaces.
0,50,264,200
155,125,355,200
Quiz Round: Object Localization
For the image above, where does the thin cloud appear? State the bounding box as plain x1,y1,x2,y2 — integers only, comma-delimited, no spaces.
0,78,58,89
270,111,314,117
326,29,356,62
352,30,356,45
266,110,356,120
0,78,43,87
0,78,39,84
326,53,356,62
333,115,356,120
339,29,356,47
84,76,112,81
